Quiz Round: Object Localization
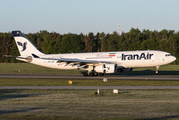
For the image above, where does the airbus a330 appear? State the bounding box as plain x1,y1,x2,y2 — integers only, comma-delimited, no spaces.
5,31,176,76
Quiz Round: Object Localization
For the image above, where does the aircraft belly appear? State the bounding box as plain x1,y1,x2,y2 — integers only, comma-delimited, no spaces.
122,60,153,67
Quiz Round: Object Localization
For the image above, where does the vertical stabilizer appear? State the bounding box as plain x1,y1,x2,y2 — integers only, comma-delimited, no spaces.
12,31,45,56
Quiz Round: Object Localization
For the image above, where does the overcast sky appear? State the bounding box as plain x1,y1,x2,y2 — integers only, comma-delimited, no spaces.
1,0,179,34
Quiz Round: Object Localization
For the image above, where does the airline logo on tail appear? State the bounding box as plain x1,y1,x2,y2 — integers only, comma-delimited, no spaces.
17,41,27,52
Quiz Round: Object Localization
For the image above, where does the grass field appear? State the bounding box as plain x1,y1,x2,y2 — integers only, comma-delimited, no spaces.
1,89,179,120
0,63,179,75
0,63,82,74
1,63,179,120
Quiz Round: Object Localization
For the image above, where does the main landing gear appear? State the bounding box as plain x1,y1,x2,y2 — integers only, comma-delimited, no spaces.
83,72,104,76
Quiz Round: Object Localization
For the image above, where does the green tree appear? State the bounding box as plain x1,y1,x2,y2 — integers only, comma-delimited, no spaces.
59,33,85,53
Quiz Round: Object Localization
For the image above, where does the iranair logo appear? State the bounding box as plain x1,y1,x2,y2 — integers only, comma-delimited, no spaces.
17,41,27,52
122,53,154,60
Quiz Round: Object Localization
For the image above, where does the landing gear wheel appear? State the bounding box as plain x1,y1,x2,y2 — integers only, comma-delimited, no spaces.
94,72,98,76
156,66,160,74
83,72,88,76
99,73,104,76
89,73,94,76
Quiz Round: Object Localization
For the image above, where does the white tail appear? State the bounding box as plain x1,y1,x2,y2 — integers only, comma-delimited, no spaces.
12,31,45,56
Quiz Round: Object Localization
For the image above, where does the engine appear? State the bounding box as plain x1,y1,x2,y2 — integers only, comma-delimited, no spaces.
94,64,117,73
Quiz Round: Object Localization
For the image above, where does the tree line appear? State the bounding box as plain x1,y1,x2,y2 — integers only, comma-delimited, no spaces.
1,28,179,64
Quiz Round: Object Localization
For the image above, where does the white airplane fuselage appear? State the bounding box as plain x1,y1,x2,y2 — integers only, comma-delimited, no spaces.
11,31,176,76
20,50,175,70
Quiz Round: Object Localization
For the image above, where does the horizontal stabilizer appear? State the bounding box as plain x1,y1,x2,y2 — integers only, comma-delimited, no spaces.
4,55,32,62
4,55,16,58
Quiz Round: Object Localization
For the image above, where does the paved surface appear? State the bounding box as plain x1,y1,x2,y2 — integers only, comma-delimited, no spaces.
1,86,179,89
1,73,179,80
1,74,179,89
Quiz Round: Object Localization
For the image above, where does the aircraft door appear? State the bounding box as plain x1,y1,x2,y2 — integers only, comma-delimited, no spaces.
117,55,122,61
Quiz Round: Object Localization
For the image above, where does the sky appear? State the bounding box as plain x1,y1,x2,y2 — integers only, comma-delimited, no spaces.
0,0,179,34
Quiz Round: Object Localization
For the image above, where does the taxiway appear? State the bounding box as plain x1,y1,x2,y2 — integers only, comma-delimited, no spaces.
1,74,179,89
0,73,179,80
1,86,179,89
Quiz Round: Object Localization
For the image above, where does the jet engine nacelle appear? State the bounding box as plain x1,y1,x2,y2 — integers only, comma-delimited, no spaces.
94,64,117,73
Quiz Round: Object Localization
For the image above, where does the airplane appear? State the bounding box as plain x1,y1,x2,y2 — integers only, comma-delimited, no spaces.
5,30,176,76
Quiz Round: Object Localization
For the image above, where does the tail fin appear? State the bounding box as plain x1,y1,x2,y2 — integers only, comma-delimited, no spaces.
12,31,45,56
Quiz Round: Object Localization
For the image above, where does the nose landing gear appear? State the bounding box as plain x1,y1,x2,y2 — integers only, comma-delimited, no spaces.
156,66,160,74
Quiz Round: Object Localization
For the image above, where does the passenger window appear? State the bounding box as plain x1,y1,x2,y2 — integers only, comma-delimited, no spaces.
165,54,172,57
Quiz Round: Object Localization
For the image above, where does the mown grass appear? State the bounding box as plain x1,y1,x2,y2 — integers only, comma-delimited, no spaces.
1,63,179,120
0,89,179,120
0,63,82,74
0,63,179,75
1,78,179,86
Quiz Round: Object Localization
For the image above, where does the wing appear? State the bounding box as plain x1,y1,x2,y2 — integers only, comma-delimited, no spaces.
42,57,115,65
31,54,115,65
31,54,122,70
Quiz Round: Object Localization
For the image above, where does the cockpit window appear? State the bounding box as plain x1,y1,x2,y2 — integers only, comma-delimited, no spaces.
165,54,172,56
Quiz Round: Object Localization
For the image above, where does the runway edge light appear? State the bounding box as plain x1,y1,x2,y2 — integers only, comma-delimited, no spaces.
113,89,118,94
97,89,100,94
103,78,107,82
68,81,72,84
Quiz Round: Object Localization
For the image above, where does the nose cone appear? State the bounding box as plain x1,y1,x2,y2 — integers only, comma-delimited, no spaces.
173,56,177,62
165,56,176,65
